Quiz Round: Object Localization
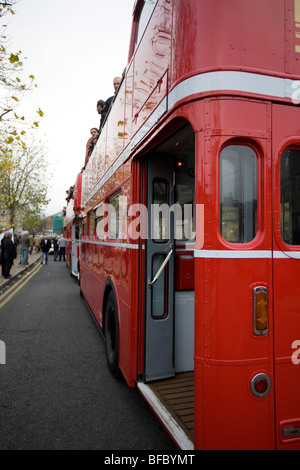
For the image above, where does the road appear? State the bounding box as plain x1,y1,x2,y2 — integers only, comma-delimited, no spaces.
0,259,177,450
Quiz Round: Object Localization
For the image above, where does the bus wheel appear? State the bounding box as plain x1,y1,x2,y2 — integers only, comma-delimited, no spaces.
78,266,83,297
104,291,120,378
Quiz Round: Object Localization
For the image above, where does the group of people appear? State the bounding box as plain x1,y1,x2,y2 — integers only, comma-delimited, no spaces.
40,235,66,265
84,76,122,168
65,186,75,203
0,230,33,279
0,231,67,279
0,231,33,278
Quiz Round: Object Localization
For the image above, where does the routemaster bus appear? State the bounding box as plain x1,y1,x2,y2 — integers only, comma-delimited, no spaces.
63,172,82,277
76,0,300,450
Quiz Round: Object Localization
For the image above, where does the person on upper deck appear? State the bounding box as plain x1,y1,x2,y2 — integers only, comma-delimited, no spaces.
97,99,105,130
84,127,99,167
100,76,121,128
66,185,75,202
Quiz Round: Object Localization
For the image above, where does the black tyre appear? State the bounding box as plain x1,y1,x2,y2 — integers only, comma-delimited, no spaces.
78,265,83,297
104,291,120,378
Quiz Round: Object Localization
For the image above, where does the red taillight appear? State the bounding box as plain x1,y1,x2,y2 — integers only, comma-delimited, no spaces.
250,373,271,398
254,377,268,394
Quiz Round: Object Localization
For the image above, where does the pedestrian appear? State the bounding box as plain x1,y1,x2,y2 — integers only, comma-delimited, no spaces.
0,231,6,276
1,232,16,279
58,236,66,261
40,236,51,265
14,232,20,255
34,234,41,252
29,235,34,254
19,231,30,265
53,237,59,261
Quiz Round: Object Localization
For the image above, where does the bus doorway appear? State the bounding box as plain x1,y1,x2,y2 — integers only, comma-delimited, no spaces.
143,125,195,383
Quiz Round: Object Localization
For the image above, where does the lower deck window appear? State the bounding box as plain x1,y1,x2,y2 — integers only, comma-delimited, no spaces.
220,145,257,243
281,149,300,245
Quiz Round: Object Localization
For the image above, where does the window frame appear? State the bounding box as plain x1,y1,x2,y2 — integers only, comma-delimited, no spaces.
219,142,259,245
132,0,158,54
280,148,300,247
107,191,123,241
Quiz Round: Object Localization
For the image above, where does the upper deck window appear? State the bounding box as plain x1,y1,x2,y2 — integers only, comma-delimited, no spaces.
281,149,300,245
134,0,158,52
220,145,257,243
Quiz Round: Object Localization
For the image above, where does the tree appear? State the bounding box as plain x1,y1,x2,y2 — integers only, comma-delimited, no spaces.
0,138,50,230
0,1,42,147
0,1,48,230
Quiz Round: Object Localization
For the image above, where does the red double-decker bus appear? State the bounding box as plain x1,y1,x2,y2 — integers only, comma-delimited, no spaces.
75,0,300,449
63,173,82,277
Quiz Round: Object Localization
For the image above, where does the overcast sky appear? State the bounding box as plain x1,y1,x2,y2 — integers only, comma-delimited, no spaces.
6,0,135,215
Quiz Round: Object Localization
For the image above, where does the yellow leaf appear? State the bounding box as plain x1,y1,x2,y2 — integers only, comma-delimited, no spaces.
9,53,19,63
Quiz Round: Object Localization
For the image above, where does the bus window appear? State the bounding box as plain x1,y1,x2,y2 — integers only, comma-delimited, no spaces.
220,145,257,243
134,0,158,52
108,192,122,240
175,184,194,241
89,210,95,239
95,204,104,240
151,254,168,319
152,179,169,242
281,149,300,245
82,217,86,238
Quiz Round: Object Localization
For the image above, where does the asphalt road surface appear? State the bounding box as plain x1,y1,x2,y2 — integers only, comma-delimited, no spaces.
0,259,177,450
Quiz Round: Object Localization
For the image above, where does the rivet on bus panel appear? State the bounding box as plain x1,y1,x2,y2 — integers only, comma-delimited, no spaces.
253,286,268,336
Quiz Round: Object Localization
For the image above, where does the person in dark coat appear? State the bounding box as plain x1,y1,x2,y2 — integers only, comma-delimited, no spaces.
1,232,16,279
40,236,51,265
53,236,59,261
0,233,5,276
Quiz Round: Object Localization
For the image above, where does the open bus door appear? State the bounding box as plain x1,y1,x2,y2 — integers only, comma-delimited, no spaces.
138,124,195,450
272,104,300,449
144,154,175,382
143,124,195,383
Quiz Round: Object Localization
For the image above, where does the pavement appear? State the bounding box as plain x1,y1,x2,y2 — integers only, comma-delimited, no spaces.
0,250,41,288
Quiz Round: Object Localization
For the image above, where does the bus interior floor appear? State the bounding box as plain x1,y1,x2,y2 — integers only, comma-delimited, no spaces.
146,371,194,443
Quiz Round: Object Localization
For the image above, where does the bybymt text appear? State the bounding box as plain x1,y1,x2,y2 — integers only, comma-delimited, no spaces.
104,454,195,467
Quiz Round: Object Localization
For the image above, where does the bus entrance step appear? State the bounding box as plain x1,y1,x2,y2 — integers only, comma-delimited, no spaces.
137,372,194,450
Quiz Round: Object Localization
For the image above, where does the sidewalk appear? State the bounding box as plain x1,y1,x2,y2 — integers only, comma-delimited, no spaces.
0,251,41,288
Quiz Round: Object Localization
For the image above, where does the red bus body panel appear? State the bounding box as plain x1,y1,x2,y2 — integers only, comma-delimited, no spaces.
77,0,300,449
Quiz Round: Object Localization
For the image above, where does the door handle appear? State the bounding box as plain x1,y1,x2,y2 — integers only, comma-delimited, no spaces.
148,245,173,288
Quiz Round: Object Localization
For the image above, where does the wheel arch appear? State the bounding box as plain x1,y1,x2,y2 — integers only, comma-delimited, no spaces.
102,276,119,336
